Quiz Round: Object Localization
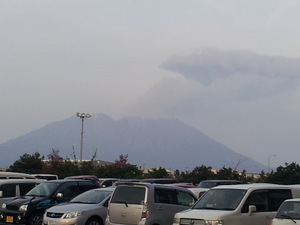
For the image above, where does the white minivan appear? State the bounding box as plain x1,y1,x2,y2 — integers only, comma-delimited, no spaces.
173,183,300,225
270,198,300,225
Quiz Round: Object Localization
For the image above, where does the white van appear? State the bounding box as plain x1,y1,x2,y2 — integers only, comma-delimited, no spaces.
0,172,37,179
173,183,300,225
0,179,44,205
270,198,300,224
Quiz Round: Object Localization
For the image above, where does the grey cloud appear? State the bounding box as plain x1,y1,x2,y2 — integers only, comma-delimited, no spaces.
160,49,300,86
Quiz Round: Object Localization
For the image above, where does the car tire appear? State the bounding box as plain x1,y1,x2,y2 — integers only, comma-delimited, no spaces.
86,217,103,225
29,213,43,225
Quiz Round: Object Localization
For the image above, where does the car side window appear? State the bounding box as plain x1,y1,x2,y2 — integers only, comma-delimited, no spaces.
268,189,292,212
57,182,79,200
19,183,37,196
242,190,268,213
177,190,196,206
78,181,97,193
0,184,16,197
103,197,110,207
155,188,177,205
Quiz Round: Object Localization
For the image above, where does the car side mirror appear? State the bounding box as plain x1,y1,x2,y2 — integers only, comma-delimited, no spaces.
248,205,256,215
56,193,63,199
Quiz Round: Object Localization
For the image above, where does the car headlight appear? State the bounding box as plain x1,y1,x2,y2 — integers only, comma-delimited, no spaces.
173,217,180,224
204,220,223,225
63,211,83,219
2,203,6,209
19,205,28,211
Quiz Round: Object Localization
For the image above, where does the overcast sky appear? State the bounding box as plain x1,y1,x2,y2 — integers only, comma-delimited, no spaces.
1,0,300,169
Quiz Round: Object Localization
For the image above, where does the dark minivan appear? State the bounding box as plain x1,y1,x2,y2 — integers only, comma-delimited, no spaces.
0,179,100,225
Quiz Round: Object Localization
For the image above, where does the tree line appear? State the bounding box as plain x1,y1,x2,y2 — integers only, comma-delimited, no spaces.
5,149,300,185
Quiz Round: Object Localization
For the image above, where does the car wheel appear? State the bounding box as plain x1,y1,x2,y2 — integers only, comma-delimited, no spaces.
29,213,43,225
86,217,102,225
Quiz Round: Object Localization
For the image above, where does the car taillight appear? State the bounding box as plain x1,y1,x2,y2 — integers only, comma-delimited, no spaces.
268,221,272,225
141,203,148,219
141,210,148,219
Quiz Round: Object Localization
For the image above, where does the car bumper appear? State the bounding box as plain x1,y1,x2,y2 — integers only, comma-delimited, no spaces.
43,217,82,225
0,210,27,225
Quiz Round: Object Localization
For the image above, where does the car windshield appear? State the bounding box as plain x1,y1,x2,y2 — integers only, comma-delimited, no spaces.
26,182,61,197
193,189,246,210
275,201,300,220
71,189,112,204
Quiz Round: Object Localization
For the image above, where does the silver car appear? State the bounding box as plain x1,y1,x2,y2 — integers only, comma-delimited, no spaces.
43,187,114,225
106,182,197,225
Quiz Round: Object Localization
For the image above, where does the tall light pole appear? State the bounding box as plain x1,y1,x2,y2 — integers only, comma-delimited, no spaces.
268,154,276,173
76,112,92,162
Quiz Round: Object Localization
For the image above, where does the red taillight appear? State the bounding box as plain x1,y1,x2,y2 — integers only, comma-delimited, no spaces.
268,221,272,225
141,203,148,219
141,210,148,219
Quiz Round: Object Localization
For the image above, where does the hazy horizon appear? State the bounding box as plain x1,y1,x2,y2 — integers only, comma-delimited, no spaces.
1,1,300,169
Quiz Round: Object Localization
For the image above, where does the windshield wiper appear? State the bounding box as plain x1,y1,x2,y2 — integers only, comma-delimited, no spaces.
71,201,90,204
278,214,296,223
198,207,218,210
217,207,234,211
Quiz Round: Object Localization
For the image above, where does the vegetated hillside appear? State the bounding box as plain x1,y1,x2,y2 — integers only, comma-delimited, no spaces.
0,113,267,173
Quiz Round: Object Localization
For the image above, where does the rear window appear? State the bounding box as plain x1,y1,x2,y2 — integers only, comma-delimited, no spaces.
111,186,146,205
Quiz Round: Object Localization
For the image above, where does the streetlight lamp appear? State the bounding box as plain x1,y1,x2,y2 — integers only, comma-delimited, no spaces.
268,154,276,173
76,112,92,162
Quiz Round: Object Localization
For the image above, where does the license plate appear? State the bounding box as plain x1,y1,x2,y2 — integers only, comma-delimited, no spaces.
6,216,13,223
48,220,56,225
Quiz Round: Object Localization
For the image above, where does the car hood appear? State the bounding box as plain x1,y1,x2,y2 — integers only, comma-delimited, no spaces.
175,208,235,220
47,203,100,213
6,196,48,207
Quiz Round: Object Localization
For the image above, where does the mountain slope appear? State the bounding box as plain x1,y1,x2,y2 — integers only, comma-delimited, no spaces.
0,114,267,173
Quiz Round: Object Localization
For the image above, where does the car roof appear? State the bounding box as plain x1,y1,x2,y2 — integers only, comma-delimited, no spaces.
115,181,197,192
64,175,98,180
90,187,115,192
98,178,118,181
0,179,44,184
200,180,243,183
0,172,37,179
46,179,97,183
141,178,177,184
283,198,300,202
212,183,293,190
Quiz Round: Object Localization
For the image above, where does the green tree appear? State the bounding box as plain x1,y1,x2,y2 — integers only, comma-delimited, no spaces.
215,167,241,180
95,154,143,179
265,162,300,184
80,161,96,175
145,167,170,178
8,152,44,173
175,165,215,185
57,160,80,178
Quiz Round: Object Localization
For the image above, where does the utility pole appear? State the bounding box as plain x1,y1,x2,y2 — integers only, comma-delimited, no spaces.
76,112,92,162
268,154,276,173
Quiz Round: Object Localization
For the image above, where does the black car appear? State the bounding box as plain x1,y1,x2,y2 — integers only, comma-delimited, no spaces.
0,179,100,225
